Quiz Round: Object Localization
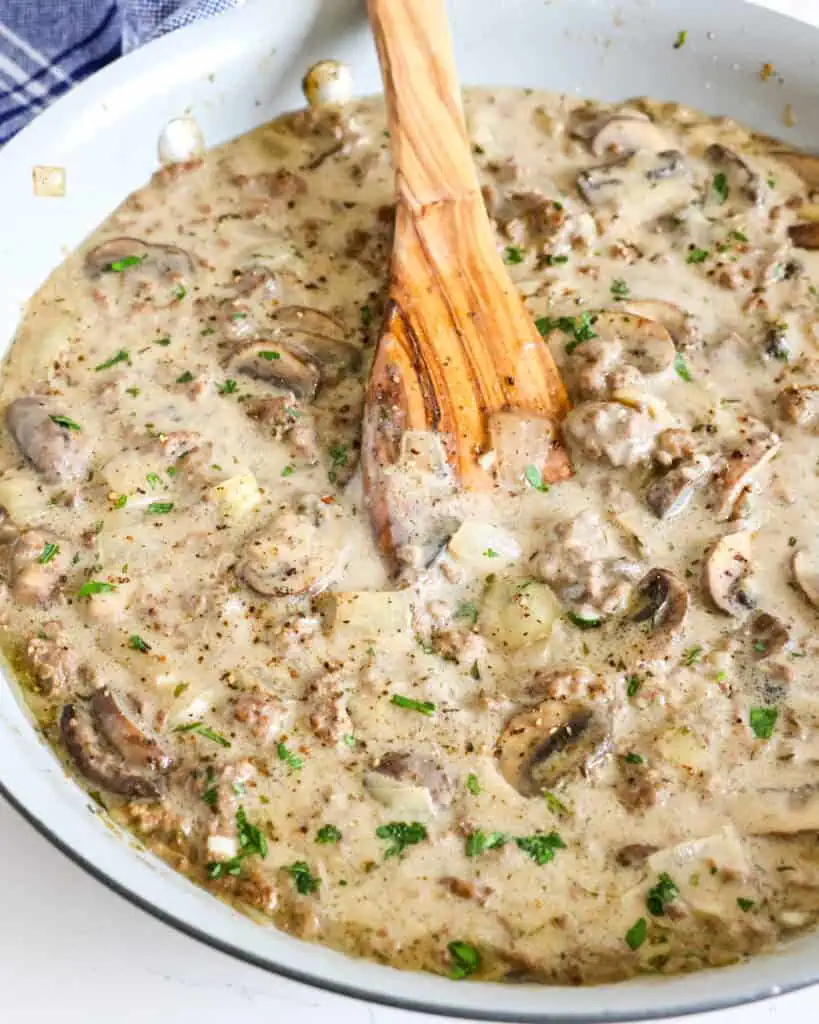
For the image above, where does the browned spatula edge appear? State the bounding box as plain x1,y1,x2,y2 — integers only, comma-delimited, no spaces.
363,0,572,571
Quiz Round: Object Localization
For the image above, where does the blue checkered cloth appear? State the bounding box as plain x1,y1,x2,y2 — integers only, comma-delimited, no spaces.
0,1,237,144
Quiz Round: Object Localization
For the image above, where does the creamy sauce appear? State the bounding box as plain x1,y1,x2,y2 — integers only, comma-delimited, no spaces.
4,87,819,985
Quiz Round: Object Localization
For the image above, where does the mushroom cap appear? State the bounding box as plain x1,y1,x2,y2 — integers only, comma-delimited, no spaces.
704,531,754,615
715,431,781,521
792,548,819,609
497,699,609,797
747,612,790,659
788,222,819,250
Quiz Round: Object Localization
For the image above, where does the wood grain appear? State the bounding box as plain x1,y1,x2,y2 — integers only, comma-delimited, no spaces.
364,0,572,566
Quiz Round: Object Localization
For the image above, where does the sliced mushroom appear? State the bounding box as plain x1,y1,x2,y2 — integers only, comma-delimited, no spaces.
704,531,754,615
592,311,676,374
645,451,711,521
792,548,819,609
629,568,689,635
60,702,163,799
268,305,359,383
705,144,764,203
576,156,631,204
90,687,172,771
788,222,819,250
645,150,685,181
568,105,650,142
85,237,195,279
623,299,700,349
590,117,670,158
616,843,659,867
748,612,790,660
715,434,781,521
365,751,456,813
6,397,92,483
497,700,609,797
237,499,350,598
228,343,320,400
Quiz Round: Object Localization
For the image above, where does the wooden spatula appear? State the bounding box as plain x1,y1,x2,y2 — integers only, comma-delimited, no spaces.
363,0,571,571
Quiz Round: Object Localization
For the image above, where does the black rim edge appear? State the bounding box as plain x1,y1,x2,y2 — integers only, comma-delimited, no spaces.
0,779,812,1023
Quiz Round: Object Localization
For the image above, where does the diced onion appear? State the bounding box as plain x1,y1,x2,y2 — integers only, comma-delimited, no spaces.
447,520,521,570
207,835,238,861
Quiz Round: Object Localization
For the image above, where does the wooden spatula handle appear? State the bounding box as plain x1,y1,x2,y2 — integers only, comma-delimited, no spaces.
367,0,480,211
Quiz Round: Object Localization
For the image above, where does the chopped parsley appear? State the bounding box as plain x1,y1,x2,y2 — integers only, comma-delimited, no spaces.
342,733,357,749
524,464,549,492
515,831,566,866
176,371,195,384
713,172,730,204
146,501,174,514
360,305,373,326
113,494,128,509
536,312,598,353
77,580,116,598
257,350,281,361
674,352,693,382
466,829,508,857
206,807,268,879
456,600,479,626
647,872,679,916
316,824,342,844
686,247,709,264
546,254,569,266
38,542,60,564
544,790,570,817
128,634,151,653
146,472,162,489
288,861,321,895
466,772,481,796
277,741,303,770
125,387,140,397
154,336,172,347
375,820,428,859
624,752,645,765
610,278,630,300
567,610,602,630
202,767,218,806
448,940,480,980
49,414,81,431
750,706,778,739
729,230,748,243
108,255,145,272
94,349,130,371
737,897,755,913
328,443,348,483
626,674,642,698
683,645,702,666
626,917,648,950
172,284,187,301
504,245,525,264
174,721,231,748
391,694,436,716
219,379,238,394
673,29,687,49
483,548,499,558
281,465,294,478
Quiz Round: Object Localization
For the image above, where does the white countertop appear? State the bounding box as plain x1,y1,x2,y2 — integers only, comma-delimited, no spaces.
2,0,819,1020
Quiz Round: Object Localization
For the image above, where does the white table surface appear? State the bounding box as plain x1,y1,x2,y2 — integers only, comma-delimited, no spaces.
2,0,819,1020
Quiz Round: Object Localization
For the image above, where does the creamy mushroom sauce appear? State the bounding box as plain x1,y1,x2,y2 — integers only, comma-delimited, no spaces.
5,86,819,985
